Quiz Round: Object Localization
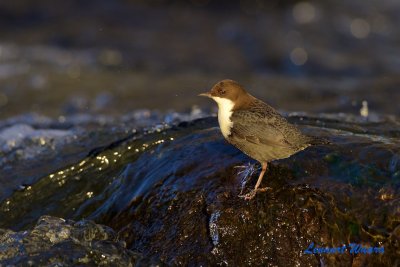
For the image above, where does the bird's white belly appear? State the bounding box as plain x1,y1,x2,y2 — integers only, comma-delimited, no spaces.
212,96,234,138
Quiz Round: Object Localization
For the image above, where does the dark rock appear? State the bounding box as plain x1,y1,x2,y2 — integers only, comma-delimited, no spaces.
0,215,144,266
0,115,398,265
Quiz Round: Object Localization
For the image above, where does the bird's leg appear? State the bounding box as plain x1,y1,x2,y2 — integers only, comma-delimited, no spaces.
254,162,267,191
239,162,271,200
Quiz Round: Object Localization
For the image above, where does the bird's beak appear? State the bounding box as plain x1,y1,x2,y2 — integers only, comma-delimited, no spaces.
198,92,211,98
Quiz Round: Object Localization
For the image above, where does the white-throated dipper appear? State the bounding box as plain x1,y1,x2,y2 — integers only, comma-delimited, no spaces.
199,79,327,200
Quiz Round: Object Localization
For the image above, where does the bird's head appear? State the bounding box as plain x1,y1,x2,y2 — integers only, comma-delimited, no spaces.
199,79,249,106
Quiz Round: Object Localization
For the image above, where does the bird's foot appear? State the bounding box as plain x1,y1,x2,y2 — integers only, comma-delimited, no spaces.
238,187,271,200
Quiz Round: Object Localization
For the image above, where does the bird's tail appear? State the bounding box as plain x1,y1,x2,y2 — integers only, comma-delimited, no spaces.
308,136,332,146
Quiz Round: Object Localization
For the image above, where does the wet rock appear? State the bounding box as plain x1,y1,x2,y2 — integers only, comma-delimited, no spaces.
0,111,207,204
0,115,132,203
0,215,142,266
105,116,398,266
0,115,398,265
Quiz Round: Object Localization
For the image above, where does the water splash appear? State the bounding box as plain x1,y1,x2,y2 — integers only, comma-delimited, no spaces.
209,211,221,254
235,163,259,195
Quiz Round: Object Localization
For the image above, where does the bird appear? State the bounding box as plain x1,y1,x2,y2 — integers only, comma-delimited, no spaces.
199,79,328,200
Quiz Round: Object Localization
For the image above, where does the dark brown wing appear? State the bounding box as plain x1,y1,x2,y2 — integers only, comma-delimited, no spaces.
230,100,310,149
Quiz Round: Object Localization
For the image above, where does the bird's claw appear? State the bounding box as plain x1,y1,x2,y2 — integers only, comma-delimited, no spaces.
257,187,271,192
238,190,257,200
238,187,271,200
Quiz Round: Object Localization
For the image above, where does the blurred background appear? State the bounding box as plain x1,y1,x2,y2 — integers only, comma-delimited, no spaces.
0,0,399,120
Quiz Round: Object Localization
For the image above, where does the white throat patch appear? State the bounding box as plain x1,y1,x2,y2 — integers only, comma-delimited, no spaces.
212,96,234,138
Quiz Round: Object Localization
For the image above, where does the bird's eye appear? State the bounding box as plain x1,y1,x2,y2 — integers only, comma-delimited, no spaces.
220,90,226,95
